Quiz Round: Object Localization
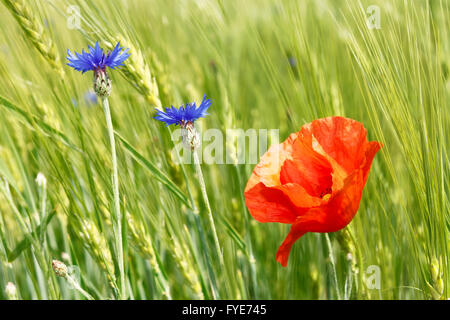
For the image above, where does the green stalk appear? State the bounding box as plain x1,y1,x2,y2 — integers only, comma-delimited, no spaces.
38,177,47,244
1,179,58,299
102,97,126,299
193,151,223,267
347,228,367,298
166,126,218,299
344,258,353,299
325,233,341,300
235,165,258,298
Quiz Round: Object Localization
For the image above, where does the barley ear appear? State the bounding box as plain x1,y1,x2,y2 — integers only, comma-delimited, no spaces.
104,36,161,108
2,0,65,78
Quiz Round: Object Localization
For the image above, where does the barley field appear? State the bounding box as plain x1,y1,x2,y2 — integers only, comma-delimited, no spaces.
0,0,448,300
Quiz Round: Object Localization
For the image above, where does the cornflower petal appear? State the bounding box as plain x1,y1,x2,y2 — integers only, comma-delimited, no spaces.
154,95,212,126
66,41,130,73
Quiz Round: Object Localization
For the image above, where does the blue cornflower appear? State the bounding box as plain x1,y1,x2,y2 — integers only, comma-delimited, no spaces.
67,41,130,98
84,91,98,106
66,41,130,74
288,56,297,67
154,94,212,127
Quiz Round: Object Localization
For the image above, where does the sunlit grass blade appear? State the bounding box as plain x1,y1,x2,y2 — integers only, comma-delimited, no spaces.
115,131,190,207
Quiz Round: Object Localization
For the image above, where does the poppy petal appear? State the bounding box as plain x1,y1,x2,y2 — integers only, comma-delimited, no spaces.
280,138,333,198
276,228,306,267
244,182,299,224
274,183,324,208
245,132,299,191
245,182,323,224
301,117,369,174
305,137,348,194
275,209,329,266
362,141,382,185
321,171,365,230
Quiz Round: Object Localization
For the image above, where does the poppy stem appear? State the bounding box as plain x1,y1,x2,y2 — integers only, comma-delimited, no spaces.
325,233,341,300
193,151,224,267
102,97,126,299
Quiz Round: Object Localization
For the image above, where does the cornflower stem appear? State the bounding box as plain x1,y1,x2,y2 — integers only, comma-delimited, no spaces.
66,274,94,300
193,151,223,267
166,126,218,299
102,97,126,299
325,233,341,300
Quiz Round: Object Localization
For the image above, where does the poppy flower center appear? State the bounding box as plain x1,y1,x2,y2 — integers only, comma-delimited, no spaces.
320,187,332,201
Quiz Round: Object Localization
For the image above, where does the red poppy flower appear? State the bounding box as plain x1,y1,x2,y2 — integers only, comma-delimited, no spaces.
244,116,381,267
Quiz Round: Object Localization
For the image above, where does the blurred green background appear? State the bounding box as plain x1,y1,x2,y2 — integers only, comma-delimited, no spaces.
0,0,448,299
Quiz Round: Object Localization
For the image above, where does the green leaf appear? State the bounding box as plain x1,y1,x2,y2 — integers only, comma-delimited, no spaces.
222,217,246,252
115,131,190,207
7,210,57,262
0,157,19,192
0,95,81,152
